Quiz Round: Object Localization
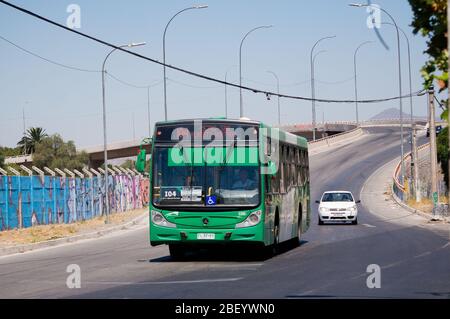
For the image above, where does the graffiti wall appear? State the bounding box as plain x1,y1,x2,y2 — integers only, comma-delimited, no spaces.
0,174,149,231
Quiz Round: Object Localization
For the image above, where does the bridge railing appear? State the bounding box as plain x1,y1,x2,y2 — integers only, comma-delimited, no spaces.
308,126,364,150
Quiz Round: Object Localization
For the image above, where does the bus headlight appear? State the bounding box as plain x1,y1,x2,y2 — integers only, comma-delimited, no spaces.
151,210,176,228
235,210,262,228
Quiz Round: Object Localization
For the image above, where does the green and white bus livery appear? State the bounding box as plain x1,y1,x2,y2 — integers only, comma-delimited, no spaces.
135,118,310,259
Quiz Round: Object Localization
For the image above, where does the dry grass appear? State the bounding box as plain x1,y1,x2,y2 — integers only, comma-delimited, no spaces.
406,198,433,214
406,197,448,214
0,208,147,247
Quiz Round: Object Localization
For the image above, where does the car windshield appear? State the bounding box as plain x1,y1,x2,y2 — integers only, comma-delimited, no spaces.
322,192,354,202
152,147,260,207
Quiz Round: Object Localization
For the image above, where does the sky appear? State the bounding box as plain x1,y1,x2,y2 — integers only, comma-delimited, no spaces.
0,0,443,148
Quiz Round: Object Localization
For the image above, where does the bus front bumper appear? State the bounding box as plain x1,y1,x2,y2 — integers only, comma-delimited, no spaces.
150,223,265,246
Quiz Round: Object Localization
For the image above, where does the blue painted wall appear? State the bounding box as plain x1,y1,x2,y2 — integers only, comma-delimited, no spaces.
0,174,149,231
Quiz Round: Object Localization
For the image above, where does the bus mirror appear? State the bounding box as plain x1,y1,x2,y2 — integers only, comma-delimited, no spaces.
135,148,147,173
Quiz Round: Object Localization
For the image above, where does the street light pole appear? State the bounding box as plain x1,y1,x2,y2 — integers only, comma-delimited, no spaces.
310,35,335,141
147,86,151,137
350,3,405,185
162,5,208,121
383,22,416,197
353,41,373,126
267,71,281,125
239,25,273,118
101,42,146,223
224,65,236,118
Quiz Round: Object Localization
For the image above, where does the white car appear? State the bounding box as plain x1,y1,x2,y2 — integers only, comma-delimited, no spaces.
316,191,360,225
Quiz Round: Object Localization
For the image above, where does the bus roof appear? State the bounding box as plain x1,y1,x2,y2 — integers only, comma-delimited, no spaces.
154,118,308,148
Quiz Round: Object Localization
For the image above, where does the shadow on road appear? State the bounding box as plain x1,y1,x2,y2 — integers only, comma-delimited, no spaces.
148,240,309,263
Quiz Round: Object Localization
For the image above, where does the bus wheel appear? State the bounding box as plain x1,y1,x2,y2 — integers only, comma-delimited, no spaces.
169,244,185,260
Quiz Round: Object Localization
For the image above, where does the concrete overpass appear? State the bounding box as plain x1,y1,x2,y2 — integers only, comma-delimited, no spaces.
4,119,438,169
5,139,152,170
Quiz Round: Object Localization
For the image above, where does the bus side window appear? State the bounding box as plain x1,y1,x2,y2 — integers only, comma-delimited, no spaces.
280,145,286,193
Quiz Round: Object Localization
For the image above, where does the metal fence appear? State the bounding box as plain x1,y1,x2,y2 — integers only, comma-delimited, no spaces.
0,174,149,231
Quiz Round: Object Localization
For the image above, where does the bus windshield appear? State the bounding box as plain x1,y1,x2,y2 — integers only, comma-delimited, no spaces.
152,147,260,207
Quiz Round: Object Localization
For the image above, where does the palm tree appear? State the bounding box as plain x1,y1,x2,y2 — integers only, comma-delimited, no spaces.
17,127,48,154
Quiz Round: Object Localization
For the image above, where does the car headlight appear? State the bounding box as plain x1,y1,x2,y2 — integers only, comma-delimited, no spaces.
151,210,176,228
235,210,262,228
319,207,329,213
349,205,357,213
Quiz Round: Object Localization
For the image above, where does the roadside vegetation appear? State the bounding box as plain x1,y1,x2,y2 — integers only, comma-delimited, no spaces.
409,0,448,188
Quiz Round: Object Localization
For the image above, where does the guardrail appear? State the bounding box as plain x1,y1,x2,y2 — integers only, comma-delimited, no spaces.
308,127,364,150
392,143,430,201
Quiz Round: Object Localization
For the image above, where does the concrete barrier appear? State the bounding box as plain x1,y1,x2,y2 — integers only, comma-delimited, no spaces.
308,127,364,151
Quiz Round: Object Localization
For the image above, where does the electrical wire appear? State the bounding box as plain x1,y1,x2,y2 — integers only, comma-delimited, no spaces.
167,78,222,89
0,33,163,90
106,72,162,89
0,0,427,104
434,95,447,110
0,34,100,73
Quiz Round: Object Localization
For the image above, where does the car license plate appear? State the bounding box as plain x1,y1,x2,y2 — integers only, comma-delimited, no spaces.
197,233,215,240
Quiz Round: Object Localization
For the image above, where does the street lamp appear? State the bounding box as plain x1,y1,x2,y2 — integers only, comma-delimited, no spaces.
239,25,273,118
381,22,414,129
350,3,405,184
353,41,373,126
266,71,281,125
313,50,327,137
310,35,335,141
147,86,151,138
162,5,208,121
101,42,146,223
224,65,237,118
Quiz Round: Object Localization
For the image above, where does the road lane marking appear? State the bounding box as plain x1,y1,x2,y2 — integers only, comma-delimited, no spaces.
413,251,432,258
362,224,376,228
19,277,244,286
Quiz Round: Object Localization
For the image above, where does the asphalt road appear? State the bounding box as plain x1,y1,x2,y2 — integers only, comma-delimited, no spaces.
0,126,449,299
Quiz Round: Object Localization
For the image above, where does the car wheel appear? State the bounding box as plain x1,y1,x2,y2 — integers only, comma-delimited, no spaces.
318,218,324,225
352,218,358,225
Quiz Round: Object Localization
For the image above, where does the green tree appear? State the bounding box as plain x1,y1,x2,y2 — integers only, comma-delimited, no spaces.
409,0,448,187
0,153,4,169
120,159,135,170
17,127,48,154
0,146,22,157
437,127,449,187
33,134,88,170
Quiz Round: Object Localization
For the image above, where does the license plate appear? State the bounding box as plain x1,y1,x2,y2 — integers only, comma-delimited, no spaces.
197,233,215,240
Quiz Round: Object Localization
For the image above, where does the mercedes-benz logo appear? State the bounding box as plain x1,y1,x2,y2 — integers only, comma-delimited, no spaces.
202,218,209,225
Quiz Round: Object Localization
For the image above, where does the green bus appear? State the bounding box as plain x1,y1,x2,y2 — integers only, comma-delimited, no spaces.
135,118,310,259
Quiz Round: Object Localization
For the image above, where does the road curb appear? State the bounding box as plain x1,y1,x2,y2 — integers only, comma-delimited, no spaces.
0,211,148,257
391,187,450,223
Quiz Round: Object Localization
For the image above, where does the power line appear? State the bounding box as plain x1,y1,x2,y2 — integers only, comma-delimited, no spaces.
106,72,162,89
0,34,100,73
167,78,222,89
434,96,447,110
0,0,426,104
0,33,162,90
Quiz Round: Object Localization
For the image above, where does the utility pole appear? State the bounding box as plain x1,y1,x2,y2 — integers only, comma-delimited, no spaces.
428,86,439,215
412,123,421,202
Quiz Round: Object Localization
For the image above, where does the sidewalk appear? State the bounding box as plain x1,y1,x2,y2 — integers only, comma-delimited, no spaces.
360,157,450,234
0,208,148,257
